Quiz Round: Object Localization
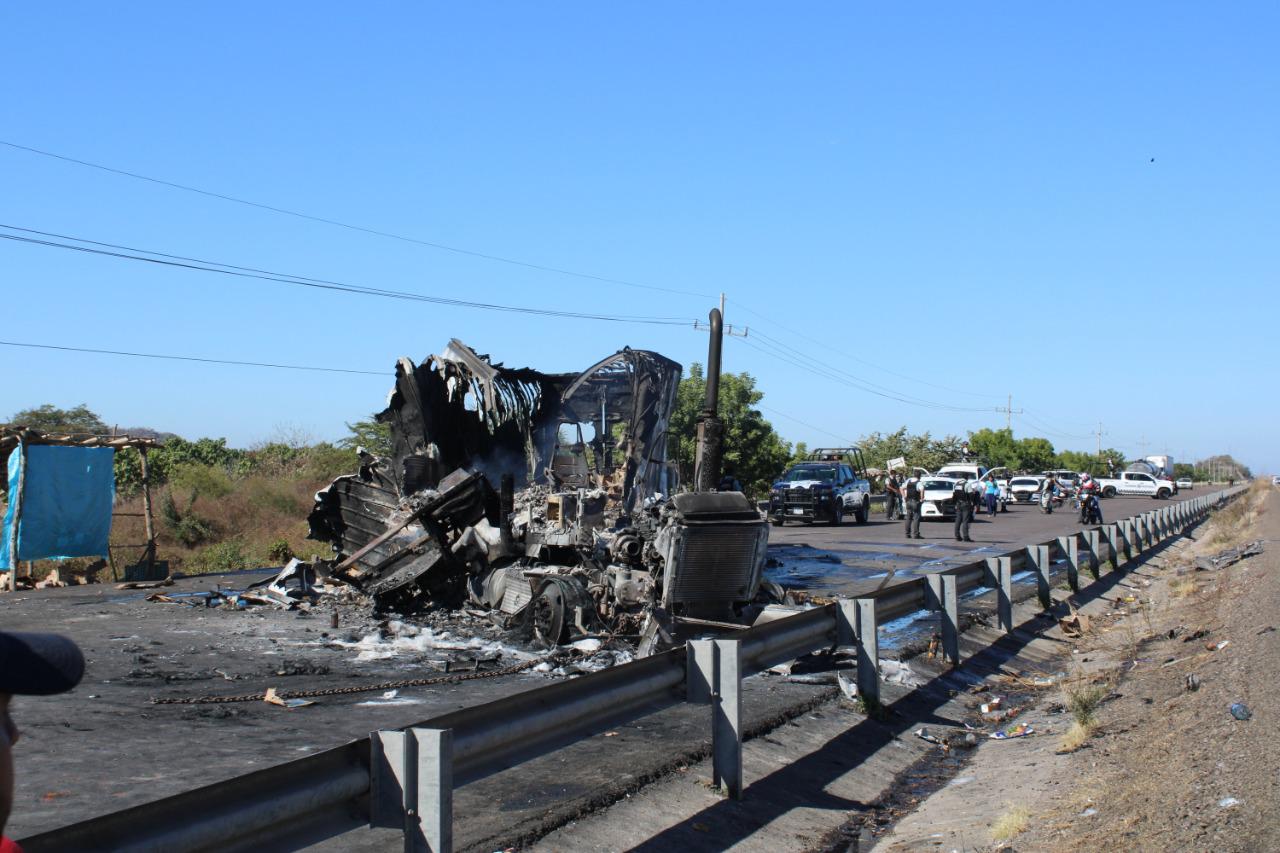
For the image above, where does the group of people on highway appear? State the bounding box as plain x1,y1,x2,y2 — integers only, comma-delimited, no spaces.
883,469,1105,542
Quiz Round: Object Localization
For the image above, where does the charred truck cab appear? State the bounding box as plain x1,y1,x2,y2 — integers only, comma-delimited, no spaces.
307,335,773,656
768,447,872,526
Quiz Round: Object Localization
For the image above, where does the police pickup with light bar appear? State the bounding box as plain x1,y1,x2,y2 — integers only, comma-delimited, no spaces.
768,448,872,526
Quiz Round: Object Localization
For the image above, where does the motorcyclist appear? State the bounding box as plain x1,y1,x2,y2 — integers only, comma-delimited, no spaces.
1040,473,1060,514
1077,473,1102,524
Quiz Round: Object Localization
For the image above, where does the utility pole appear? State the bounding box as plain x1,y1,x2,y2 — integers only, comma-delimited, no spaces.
1092,422,1106,457
1136,435,1150,457
995,395,1023,432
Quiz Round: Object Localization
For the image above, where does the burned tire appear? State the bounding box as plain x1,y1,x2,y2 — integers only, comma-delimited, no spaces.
531,582,569,646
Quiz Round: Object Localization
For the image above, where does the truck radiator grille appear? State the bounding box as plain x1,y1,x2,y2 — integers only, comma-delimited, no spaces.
666,525,766,604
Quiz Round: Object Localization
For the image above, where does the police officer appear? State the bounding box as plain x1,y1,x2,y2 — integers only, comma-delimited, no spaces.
885,472,902,520
953,476,975,542
903,474,923,539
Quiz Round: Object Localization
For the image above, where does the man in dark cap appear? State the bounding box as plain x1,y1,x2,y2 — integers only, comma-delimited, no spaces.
1,631,85,852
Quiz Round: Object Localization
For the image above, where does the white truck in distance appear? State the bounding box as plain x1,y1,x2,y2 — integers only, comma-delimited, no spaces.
1095,470,1176,499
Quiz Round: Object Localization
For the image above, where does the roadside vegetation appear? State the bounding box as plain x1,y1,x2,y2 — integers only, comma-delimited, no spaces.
1,398,1256,578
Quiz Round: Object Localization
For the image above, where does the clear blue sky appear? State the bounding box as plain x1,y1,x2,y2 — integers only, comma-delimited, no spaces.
2,3,1275,472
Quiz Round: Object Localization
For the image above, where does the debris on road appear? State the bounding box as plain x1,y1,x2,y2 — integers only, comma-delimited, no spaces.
990,721,1034,740
263,688,315,709
1195,540,1264,571
1229,702,1252,721
1185,674,1201,691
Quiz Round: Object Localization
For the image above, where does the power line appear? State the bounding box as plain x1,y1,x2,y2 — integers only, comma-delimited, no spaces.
735,334,996,413
0,340,385,376
756,403,859,446
0,139,713,299
729,298,1005,400
0,224,696,326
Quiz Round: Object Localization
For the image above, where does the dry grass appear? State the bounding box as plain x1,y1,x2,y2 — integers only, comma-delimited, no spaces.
990,803,1032,842
1059,719,1097,753
1170,576,1199,598
1064,679,1109,728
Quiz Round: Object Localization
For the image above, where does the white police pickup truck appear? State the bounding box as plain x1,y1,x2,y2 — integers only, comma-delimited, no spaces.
1094,470,1176,499
768,448,872,526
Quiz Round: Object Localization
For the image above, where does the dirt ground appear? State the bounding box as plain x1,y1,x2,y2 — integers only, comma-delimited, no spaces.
871,482,1279,853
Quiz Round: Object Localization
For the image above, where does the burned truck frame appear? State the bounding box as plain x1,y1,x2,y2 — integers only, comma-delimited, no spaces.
308,340,770,652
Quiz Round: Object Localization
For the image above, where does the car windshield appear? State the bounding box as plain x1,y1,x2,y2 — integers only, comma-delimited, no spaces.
1010,478,1040,486
921,479,957,491
782,466,836,483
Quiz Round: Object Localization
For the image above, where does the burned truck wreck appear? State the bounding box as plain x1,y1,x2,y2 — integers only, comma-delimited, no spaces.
308,340,771,653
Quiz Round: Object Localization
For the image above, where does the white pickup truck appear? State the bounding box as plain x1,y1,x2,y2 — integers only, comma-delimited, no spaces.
1094,470,1176,499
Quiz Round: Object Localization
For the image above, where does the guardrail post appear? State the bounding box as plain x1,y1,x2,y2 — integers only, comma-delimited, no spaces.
1103,523,1121,570
1121,519,1135,565
924,575,959,664
712,639,743,799
1085,529,1101,579
835,598,858,648
371,728,454,853
855,598,880,705
414,728,453,853
686,639,715,704
984,557,1013,632
1057,535,1080,590
1136,514,1150,550
1028,544,1051,610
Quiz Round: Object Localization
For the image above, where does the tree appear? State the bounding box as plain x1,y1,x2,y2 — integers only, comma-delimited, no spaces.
859,427,963,473
6,403,107,434
966,428,1056,473
340,416,393,457
667,363,792,497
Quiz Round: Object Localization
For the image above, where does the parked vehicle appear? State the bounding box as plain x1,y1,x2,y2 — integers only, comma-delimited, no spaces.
918,476,963,519
935,462,1010,512
768,447,872,526
1008,475,1045,502
1176,477,1194,490
1041,469,1081,490
1094,470,1176,499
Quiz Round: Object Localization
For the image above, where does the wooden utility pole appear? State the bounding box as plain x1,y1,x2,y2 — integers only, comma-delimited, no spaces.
6,440,27,592
993,395,1023,432
139,446,157,575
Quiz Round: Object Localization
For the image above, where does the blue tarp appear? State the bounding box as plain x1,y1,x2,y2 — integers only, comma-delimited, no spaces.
1,445,116,568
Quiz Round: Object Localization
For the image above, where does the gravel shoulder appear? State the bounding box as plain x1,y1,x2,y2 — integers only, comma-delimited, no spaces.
870,482,1279,852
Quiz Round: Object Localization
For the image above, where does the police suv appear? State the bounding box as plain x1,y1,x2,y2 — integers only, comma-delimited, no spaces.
768,448,872,526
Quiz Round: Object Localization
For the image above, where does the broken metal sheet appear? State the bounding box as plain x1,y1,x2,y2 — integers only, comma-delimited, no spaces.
1194,540,1264,571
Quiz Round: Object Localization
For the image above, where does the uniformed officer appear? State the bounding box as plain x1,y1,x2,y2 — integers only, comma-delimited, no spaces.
953,476,975,542
903,474,923,539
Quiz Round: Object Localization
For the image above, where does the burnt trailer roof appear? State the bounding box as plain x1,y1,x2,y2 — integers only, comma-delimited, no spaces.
371,339,680,511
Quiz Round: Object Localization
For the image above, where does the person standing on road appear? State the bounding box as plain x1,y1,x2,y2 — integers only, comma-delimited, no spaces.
903,474,923,539
953,476,975,542
984,476,1000,516
885,472,902,521
1,631,86,853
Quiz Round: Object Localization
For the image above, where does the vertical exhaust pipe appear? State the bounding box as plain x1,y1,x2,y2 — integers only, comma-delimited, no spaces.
694,308,725,492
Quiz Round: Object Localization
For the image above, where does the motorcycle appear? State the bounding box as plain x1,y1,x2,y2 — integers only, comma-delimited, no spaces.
1078,490,1103,524
1039,487,1064,514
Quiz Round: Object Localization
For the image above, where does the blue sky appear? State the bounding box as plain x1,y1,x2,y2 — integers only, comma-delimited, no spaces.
2,3,1275,471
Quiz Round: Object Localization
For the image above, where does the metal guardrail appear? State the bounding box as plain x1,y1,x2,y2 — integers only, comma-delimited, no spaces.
22,487,1246,852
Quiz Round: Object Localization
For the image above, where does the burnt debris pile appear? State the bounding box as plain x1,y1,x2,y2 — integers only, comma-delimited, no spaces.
306,340,774,654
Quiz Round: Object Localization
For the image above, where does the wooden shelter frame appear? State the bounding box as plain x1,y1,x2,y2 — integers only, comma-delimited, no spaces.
1,427,162,591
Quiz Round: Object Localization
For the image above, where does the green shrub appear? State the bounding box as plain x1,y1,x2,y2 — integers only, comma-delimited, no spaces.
187,539,251,574
266,538,295,564
159,489,216,547
169,463,234,500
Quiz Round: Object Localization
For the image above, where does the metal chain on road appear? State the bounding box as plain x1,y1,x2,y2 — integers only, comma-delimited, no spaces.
151,653,564,705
